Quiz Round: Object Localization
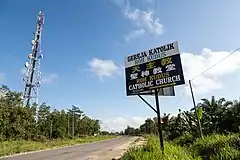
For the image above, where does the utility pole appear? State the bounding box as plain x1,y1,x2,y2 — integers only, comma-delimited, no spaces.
72,105,74,138
189,80,203,138
50,106,55,139
50,117,53,139
67,112,70,137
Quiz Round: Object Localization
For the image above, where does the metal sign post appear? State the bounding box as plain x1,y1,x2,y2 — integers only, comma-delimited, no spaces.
154,89,164,154
137,89,164,154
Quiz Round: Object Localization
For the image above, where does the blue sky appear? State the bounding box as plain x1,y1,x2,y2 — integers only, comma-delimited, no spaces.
1,0,240,131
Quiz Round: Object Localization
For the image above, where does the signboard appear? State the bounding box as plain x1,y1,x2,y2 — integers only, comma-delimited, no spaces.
125,41,185,96
128,86,175,96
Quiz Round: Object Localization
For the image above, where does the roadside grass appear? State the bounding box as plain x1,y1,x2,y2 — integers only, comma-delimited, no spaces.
191,134,240,160
121,134,240,160
121,136,201,160
0,135,117,157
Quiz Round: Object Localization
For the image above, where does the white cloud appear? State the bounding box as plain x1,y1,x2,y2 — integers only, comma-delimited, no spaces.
124,29,145,42
182,48,240,95
88,58,121,79
101,116,146,132
42,73,58,84
111,0,163,41
123,8,163,36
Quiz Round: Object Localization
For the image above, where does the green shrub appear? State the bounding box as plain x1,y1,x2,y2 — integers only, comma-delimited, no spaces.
173,132,195,146
210,145,240,160
122,134,240,160
0,136,4,142
191,134,240,160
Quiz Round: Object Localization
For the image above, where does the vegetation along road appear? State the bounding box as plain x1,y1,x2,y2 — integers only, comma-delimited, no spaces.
0,136,138,160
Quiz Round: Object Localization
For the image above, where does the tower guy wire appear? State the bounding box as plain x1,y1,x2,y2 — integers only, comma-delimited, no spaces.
191,47,240,81
23,11,45,107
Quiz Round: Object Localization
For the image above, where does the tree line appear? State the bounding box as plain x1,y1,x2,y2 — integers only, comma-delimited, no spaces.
124,96,240,141
0,85,104,141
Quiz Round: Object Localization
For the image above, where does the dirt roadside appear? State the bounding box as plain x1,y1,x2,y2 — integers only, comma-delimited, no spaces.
88,136,145,160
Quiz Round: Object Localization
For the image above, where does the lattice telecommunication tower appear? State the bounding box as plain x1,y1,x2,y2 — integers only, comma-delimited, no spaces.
23,11,45,107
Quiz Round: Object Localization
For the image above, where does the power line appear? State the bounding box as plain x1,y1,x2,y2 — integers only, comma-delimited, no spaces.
173,48,240,108
191,47,240,81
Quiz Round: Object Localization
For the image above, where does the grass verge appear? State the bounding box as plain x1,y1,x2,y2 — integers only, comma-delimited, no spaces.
191,134,240,160
121,136,201,160
121,134,240,160
0,135,117,157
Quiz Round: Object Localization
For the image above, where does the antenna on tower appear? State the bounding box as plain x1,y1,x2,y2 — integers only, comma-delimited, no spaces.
23,11,45,107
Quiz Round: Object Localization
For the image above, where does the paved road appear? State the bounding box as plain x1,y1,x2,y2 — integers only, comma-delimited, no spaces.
0,136,133,160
